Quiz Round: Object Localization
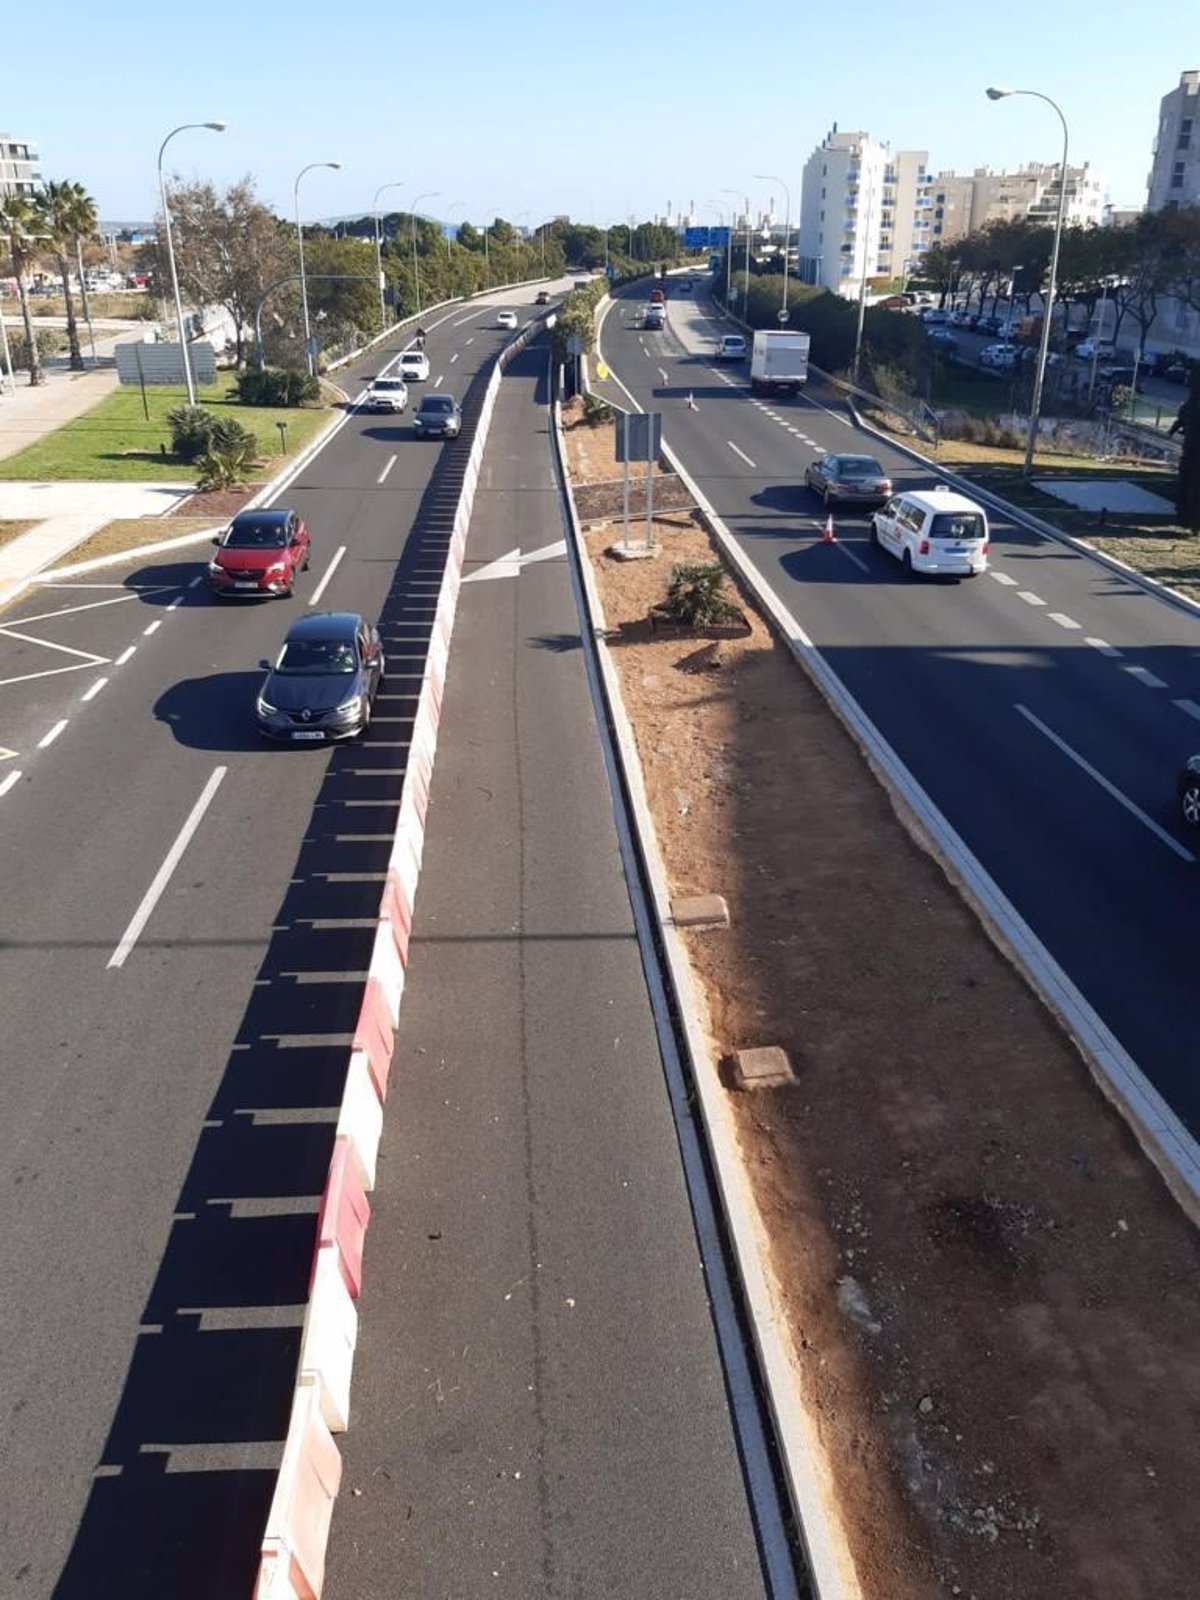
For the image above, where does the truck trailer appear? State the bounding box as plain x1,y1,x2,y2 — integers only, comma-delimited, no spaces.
750,330,811,395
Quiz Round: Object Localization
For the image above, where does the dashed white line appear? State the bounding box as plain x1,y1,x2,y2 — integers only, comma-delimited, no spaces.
188,576,203,589
377,453,397,485
658,368,669,384
38,720,68,749
434,373,444,388
1173,698,1200,723
1017,591,1047,607
464,337,475,346
727,441,757,468
450,351,459,363
1123,664,1168,690
168,597,183,611
114,646,136,666
107,766,228,969
1085,636,1122,658
0,771,21,799
452,311,476,327
309,545,346,607
1015,703,1194,863
81,677,109,702
988,570,1019,586
143,619,162,636
1048,612,1082,629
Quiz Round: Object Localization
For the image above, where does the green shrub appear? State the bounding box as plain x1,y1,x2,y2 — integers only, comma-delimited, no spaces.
235,367,320,407
167,404,220,461
582,393,614,427
650,563,742,629
195,430,259,490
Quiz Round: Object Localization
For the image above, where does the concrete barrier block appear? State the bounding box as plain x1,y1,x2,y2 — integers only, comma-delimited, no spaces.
352,978,395,1102
336,1050,384,1190
312,1137,371,1300
254,1375,342,1600
380,870,413,967
299,1248,359,1434
368,921,404,1028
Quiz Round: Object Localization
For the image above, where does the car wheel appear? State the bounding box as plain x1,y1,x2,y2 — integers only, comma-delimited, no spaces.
823,487,833,507
1180,777,1200,830
902,548,914,577
869,518,879,546
302,551,311,572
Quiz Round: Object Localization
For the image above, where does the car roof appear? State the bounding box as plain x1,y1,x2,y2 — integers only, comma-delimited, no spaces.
900,488,986,515
232,508,289,526
282,611,364,640
418,393,457,406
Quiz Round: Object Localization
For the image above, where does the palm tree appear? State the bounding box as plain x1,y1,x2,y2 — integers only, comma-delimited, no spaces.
0,191,45,385
40,181,98,371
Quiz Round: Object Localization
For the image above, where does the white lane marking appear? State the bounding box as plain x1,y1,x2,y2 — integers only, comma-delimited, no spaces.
38,720,68,749
452,311,477,327
1015,704,1194,863
1017,591,1046,607
108,766,228,969
1174,698,1200,723
81,677,109,702
1085,636,1122,658
377,453,397,485
168,597,183,610
434,373,444,388
464,337,474,346
1048,612,1081,629
1124,664,1168,690
13,592,144,625
835,541,869,573
115,646,136,666
727,441,757,468
188,576,203,588
659,368,669,384
0,745,16,759
450,351,459,363
988,570,1019,586
0,770,21,798
308,545,346,607
143,619,162,636
0,625,108,663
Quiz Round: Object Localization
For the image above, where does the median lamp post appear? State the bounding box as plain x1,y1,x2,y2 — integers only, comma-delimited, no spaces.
295,160,342,377
754,173,792,323
852,164,877,387
157,119,225,404
722,188,751,320
987,85,1069,475
410,190,441,316
373,180,405,332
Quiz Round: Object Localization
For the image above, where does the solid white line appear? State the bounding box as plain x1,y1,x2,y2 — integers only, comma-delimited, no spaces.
835,541,869,573
308,545,345,607
0,625,108,663
1124,664,1167,690
168,596,183,610
81,677,108,702
108,766,227,969
188,576,203,588
377,453,397,485
450,351,459,363
115,646,136,666
143,619,162,636
1015,704,1194,863
1085,636,1122,657
989,570,1019,587
1017,590,1046,607
0,771,21,798
38,719,68,748
1048,612,1081,629
1173,698,1200,723
727,441,757,468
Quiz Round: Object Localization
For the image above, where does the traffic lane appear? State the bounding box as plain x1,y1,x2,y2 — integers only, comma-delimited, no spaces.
325,341,769,1600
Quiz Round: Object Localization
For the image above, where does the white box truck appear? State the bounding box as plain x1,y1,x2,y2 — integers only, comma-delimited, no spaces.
750,330,810,395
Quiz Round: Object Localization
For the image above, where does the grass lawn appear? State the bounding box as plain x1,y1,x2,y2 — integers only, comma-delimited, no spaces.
0,383,333,483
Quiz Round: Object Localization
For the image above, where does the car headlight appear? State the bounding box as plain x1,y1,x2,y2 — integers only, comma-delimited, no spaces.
256,695,277,716
266,561,287,575
208,560,225,575
335,694,363,717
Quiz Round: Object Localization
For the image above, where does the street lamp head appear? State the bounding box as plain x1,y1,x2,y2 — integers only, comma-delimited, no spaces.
985,86,1013,100
205,121,228,132
327,161,343,171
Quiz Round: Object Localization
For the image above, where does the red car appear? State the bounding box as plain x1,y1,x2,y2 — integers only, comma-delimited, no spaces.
209,508,310,598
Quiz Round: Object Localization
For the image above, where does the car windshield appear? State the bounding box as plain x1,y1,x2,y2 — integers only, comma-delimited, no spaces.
225,520,287,549
276,638,358,674
401,354,423,364
421,398,454,413
837,457,884,477
930,513,985,542
374,379,405,391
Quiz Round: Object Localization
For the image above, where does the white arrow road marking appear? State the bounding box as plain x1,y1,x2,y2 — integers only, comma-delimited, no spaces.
0,745,18,760
1015,703,1194,863
463,541,567,583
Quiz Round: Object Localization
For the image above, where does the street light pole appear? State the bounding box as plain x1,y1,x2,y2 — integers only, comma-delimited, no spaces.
410,190,441,317
987,85,1069,475
852,161,877,386
373,180,405,332
295,159,342,378
755,173,791,323
157,119,225,405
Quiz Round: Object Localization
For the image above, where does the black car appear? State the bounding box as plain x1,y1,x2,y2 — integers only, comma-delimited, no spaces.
413,393,462,439
804,453,893,508
1178,756,1200,830
256,612,385,743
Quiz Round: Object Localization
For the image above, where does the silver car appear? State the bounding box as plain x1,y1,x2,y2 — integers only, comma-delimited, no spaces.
364,376,409,413
804,453,892,508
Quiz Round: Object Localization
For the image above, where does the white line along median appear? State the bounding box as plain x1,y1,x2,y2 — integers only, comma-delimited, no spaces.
107,766,228,969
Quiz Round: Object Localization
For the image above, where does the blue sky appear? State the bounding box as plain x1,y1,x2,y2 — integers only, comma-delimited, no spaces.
7,1,1189,229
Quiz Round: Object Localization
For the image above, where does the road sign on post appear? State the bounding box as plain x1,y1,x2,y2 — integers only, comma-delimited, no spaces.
777,308,790,325
614,412,661,462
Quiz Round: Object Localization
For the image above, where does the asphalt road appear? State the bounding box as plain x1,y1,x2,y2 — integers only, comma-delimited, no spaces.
0,291,553,1596
594,280,1200,1139
321,336,778,1600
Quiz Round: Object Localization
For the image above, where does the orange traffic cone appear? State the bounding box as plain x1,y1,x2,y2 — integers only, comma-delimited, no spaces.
822,514,836,543
686,391,698,411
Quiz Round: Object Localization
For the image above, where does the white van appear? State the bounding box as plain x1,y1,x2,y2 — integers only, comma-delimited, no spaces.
870,486,989,576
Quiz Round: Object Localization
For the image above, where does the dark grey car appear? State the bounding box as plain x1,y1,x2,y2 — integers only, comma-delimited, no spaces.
256,611,385,743
413,393,462,438
804,453,893,508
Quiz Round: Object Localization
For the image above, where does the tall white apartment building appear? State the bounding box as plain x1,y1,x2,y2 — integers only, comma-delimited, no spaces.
965,162,1105,230
1147,68,1200,209
0,133,40,198
798,129,929,297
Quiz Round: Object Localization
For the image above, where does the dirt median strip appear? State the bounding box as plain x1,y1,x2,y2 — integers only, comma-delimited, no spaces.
560,399,1200,1600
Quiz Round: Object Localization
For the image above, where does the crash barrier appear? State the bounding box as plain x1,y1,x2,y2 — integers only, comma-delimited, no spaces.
253,310,550,1596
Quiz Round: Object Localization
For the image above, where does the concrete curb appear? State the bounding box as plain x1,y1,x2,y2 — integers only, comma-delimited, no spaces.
551,397,858,1600
41,524,222,579
252,313,550,1599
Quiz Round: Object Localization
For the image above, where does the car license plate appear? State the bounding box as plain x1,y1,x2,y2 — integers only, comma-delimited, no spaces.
234,580,258,589
292,730,324,741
